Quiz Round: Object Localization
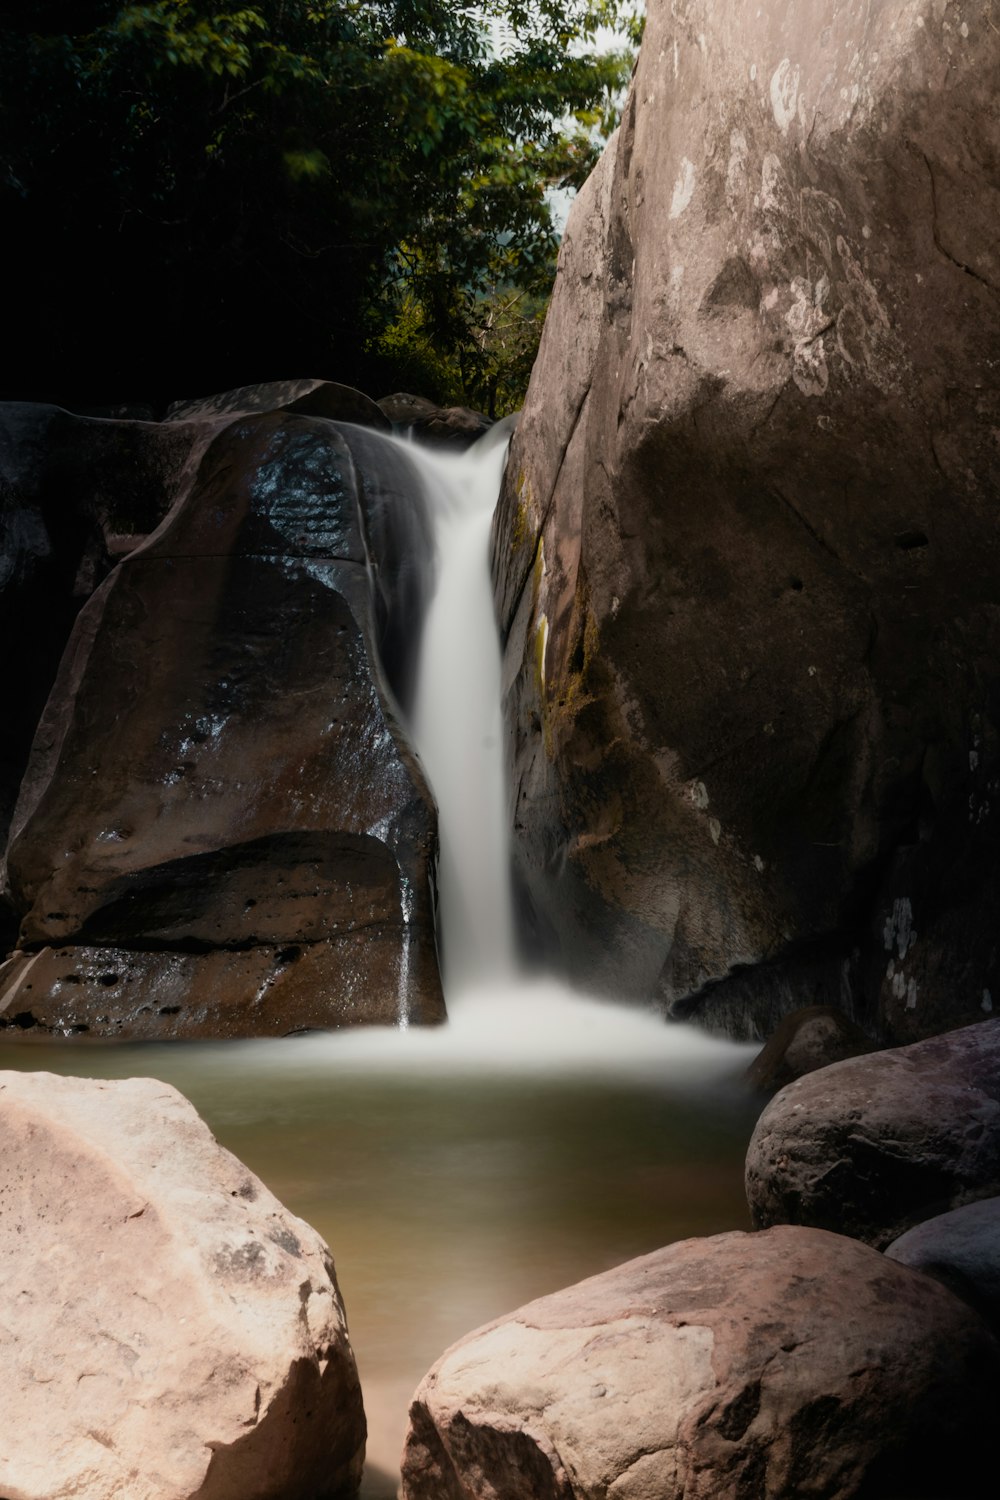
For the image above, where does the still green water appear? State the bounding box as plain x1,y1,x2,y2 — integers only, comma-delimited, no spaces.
0,1000,761,1495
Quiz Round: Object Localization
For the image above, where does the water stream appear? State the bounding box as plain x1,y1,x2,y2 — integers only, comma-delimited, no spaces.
0,426,760,1496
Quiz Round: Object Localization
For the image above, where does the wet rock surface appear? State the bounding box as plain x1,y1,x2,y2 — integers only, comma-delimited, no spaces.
492,0,1000,1041
746,1018,1000,1248
886,1195,1000,1339
401,1224,1000,1500
1,390,445,1038
0,1070,366,1500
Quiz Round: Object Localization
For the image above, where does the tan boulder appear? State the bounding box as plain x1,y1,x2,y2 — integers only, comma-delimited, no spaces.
401,1225,999,1499
0,1070,365,1499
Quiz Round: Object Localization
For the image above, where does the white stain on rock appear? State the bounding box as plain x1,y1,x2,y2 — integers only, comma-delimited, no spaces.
684,780,710,811
787,273,832,397
883,897,917,960
770,59,801,134
670,158,697,220
760,153,789,215
726,130,749,212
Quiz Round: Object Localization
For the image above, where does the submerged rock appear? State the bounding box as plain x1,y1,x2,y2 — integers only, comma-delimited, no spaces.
492,0,1000,1041
746,1005,873,1093
401,1225,999,1500
746,1018,1000,1248
1,396,444,1038
0,1070,366,1500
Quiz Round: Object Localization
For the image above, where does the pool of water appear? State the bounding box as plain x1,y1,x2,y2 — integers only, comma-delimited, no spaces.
0,984,761,1495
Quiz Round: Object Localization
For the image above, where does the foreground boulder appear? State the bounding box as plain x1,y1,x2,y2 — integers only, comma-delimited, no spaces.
0,1070,365,1500
746,1018,1000,1248
401,1225,999,1500
1,394,444,1038
886,1196,1000,1339
492,0,1000,1042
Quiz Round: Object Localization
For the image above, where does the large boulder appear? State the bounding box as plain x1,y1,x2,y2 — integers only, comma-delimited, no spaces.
0,403,211,873
886,1196,1000,1339
401,1225,1000,1500
0,1070,365,1500
746,1018,1000,1248
1,405,444,1038
492,0,1000,1041
166,378,391,431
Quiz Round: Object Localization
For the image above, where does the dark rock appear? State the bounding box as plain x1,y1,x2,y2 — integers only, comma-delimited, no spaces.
401,1225,1000,1500
166,378,391,431
0,402,212,873
886,1196,1000,1339
338,422,436,714
747,1005,874,1093
746,1018,1000,1248
491,0,1000,1042
378,393,492,449
2,411,444,1038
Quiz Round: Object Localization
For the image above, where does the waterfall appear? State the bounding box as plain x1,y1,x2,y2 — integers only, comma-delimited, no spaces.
403,423,517,994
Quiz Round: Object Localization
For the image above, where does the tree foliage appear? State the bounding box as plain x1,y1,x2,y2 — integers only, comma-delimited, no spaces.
0,1,638,408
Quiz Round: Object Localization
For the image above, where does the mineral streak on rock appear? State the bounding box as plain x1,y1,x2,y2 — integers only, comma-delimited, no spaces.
492,0,1000,1041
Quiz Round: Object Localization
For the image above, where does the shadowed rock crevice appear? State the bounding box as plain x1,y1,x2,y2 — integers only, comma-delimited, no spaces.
196,1353,366,1500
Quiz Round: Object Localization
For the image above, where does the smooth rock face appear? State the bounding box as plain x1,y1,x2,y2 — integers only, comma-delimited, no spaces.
886,1196,1000,1339
492,0,1000,1040
0,1071,365,1500
0,402,209,865
401,1225,1000,1500
746,1005,873,1093
378,392,492,449
746,1018,1000,1248
1,406,444,1038
165,378,391,431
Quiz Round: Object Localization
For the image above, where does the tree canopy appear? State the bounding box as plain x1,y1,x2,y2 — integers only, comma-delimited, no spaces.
0,1,639,410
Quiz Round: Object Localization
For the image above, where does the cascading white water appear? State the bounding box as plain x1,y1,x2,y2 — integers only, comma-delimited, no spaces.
350,421,754,1079
403,423,516,992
